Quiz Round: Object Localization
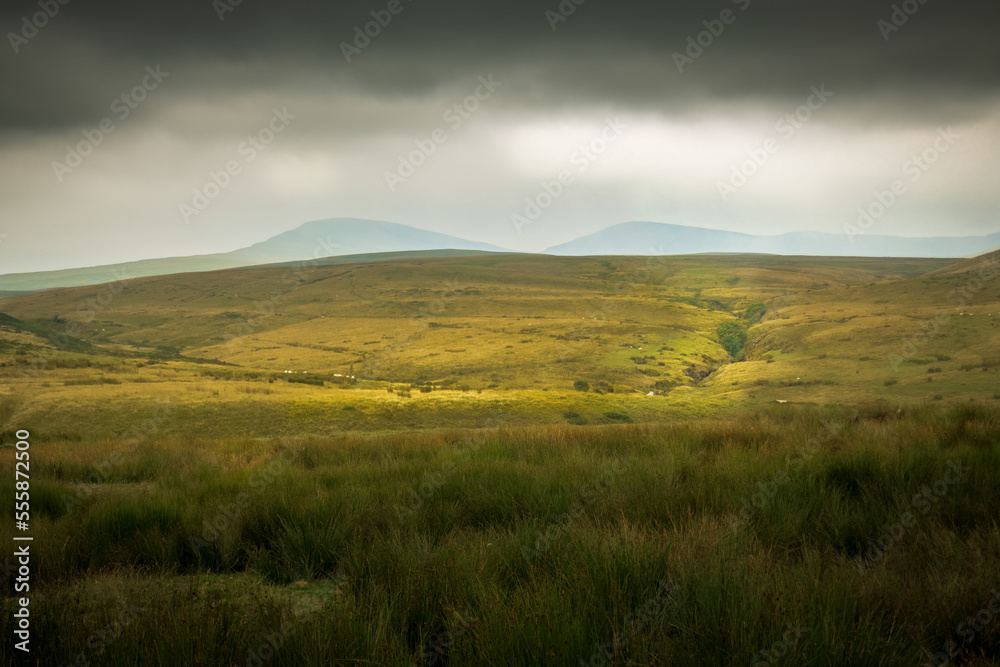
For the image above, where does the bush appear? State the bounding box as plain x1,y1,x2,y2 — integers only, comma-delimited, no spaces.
716,321,748,358
573,380,589,392
602,411,632,423
745,302,766,323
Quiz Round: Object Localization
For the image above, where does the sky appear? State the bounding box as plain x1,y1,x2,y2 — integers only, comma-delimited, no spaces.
1,0,998,273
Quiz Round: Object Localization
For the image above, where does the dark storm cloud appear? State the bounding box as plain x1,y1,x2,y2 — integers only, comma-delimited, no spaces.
2,0,999,133
1,0,997,275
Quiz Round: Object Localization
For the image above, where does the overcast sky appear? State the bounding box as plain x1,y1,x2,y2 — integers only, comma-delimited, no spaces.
1,0,998,273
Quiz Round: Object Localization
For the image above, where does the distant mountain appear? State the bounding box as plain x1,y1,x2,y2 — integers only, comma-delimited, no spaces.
229,219,506,264
544,222,1000,258
5,218,998,294
0,219,508,292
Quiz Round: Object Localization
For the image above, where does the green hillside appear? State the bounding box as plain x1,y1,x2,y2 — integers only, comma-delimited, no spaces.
2,251,997,439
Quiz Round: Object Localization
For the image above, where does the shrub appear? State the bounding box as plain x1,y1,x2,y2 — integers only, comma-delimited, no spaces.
573,380,589,392
602,411,632,423
745,302,766,323
716,321,748,358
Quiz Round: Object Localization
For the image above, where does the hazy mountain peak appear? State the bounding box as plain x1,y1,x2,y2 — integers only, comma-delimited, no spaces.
544,221,1000,258
0,219,509,292
231,218,508,262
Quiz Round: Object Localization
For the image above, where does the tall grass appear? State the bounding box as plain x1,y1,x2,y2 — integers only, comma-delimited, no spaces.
1,404,998,665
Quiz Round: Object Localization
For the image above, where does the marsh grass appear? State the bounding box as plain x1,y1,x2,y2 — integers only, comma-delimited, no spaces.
0,404,998,665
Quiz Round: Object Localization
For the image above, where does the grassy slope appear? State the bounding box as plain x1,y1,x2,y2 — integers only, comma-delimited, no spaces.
3,252,999,438
720,250,1000,405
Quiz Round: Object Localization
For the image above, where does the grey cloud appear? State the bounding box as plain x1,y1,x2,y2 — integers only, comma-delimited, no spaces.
0,0,997,274
2,0,999,133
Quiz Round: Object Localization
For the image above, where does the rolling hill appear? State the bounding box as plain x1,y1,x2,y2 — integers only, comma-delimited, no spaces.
6,217,999,294
0,218,508,292
2,250,998,439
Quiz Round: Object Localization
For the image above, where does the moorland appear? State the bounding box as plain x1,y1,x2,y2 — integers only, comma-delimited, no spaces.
1,250,998,665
